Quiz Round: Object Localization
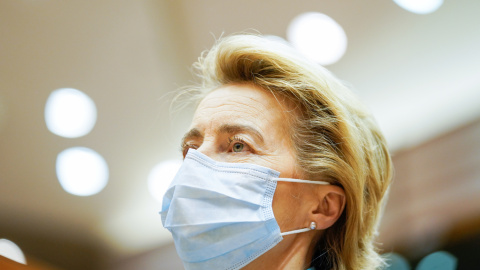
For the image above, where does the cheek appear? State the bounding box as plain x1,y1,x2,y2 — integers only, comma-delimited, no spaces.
272,182,303,230
259,148,301,179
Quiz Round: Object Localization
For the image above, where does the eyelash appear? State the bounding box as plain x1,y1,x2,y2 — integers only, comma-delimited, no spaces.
227,135,246,145
181,142,197,157
181,135,250,157
228,135,251,153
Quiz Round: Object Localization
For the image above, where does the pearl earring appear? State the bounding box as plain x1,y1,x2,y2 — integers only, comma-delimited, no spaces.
310,221,317,230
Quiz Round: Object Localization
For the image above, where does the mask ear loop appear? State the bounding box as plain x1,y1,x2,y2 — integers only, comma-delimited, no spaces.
272,178,327,237
272,178,330,185
281,222,317,236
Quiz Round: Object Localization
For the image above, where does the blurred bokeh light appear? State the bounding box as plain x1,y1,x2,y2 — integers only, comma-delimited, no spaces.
393,0,443,14
287,12,347,65
148,160,182,203
0,239,26,265
56,147,109,196
45,88,97,138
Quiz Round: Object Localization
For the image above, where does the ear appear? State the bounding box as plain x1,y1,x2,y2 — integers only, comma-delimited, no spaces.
310,185,345,230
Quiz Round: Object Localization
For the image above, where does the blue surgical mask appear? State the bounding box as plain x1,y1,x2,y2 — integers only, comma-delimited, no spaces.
160,149,329,270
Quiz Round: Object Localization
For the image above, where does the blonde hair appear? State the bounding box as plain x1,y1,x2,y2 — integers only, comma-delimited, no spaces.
185,34,393,270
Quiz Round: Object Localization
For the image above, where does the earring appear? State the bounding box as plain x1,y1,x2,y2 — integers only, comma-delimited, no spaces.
310,221,317,230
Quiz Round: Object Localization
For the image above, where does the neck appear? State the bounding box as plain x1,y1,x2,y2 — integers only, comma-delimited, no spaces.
243,231,319,270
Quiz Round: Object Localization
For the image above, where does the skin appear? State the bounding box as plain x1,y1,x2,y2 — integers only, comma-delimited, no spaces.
181,84,345,269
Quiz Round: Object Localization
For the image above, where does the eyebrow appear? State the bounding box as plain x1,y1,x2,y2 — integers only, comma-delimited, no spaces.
181,123,265,148
181,128,203,147
217,124,265,144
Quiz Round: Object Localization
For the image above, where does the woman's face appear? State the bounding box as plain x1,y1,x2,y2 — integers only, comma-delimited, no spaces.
182,83,299,174
181,84,318,265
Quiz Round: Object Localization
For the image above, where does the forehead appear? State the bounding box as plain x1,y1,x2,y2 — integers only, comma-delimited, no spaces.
191,84,292,135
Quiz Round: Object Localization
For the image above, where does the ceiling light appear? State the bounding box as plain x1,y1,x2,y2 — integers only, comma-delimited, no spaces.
287,12,347,65
0,239,26,264
45,88,97,138
148,160,182,203
56,147,109,196
393,0,443,14
263,35,290,45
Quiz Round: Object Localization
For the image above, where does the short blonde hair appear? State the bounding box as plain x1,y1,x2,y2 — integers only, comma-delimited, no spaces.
185,34,393,270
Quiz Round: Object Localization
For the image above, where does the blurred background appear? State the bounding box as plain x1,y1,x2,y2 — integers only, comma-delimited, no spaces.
0,0,479,269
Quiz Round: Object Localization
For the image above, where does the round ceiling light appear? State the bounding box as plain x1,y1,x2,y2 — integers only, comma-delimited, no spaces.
393,0,443,14
45,88,97,138
0,239,26,264
56,147,109,196
148,160,182,203
287,12,347,65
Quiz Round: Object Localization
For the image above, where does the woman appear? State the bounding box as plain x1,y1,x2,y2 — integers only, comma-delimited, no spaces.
161,34,393,270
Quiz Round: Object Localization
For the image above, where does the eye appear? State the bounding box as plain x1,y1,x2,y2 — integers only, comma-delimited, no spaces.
181,143,198,158
228,135,250,153
232,142,244,152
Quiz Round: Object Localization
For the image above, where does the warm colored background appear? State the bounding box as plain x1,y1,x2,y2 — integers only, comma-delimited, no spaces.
1,0,479,269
